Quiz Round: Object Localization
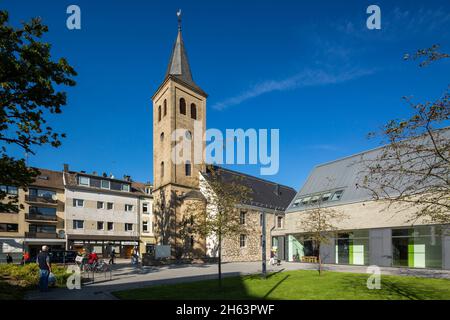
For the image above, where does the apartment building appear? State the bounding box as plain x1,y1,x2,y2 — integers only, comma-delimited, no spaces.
63,165,143,258
134,182,155,255
0,169,66,261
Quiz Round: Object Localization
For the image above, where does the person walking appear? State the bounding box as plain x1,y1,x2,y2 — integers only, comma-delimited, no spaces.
36,245,51,292
6,253,13,264
109,249,116,265
269,249,275,266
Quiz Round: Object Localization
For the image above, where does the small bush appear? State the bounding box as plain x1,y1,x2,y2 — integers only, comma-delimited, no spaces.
0,263,69,288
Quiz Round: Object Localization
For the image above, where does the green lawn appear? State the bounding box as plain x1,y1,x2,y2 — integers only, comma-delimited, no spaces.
113,270,450,300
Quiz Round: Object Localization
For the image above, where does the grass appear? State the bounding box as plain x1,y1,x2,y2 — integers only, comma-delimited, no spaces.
113,270,450,300
0,263,70,300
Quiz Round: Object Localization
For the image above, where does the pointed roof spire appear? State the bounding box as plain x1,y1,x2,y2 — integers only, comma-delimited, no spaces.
164,10,206,96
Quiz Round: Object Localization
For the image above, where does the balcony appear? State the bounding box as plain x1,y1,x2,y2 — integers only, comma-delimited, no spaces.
25,232,58,239
25,213,58,222
25,195,57,205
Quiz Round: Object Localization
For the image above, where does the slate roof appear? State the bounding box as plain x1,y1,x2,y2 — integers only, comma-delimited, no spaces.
202,166,296,211
286,127,450,213
165,30,207,97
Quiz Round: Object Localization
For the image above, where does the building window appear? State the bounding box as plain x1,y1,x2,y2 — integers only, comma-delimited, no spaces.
160,162,164,178
277,216,283,228
321,192,332,202
142,221,148,232
122,184,130,192
29,188,56,199
78,176,90,186
73,220,84,229
163,99,167,116
143,203,149,213
240,211,246,225
259,213,263,226
29,206,56,216
190,235,194,248
107,222,114,231
97,201,104,209
73,199,84,207
331,190,344,201
29,224,55,234
158,105,161,121
0,223,19,232
185,161,191,176
125,223,133,231
101,180,110,189
292,198,301,207
160,132,164,142
239,234,246,248
190,103,197,119
145,187,152,195
0,185,18,195
107,202,114,210
125,204,133,212
97,221,104,230
179,98,186,115
185,130,192,140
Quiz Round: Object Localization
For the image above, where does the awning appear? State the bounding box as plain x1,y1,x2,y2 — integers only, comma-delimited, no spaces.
24,238,66,244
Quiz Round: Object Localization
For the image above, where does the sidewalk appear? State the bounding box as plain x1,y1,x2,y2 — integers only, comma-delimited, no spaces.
24,261,450,300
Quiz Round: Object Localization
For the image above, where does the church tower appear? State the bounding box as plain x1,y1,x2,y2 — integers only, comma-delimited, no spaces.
152,11,207,257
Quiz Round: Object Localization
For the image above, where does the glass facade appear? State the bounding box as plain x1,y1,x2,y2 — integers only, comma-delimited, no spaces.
392,226,443,269
335,230,369,265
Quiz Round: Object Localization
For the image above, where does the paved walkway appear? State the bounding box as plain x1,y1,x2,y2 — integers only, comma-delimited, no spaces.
25,261,450,300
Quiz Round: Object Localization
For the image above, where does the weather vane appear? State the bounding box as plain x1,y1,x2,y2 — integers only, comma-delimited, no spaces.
177,9,182,31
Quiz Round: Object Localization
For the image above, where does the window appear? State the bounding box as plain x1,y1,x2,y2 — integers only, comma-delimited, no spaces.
160,132,164,142
78,176,90,186
239,234,246,248
29,224,55,233
0,223,18,232
293,198,301,207
29,206,56,216
145,187,152,195
122,184,130,192
190,235,194,248
260,213,263,226
97,201,104,209
185,161,191,176
125,223,133,231
0,185,18,195
185,130,192,140
142,221,148,232
190,103,197,119
101,180,110,189
301,197,311,205
179,98,186,115
158,105,161,121
321,192,332,202
163,99,167,116
310,195,320,205
143,203,149,213
331,190,344,201
160,162,164,178
277,216,283,228
107,222,114,231
73,220,84,229
240,211,246,225
107,202,114,210
73,199,84,207
29,188,55,199
97,221,104,230
125,204,133,212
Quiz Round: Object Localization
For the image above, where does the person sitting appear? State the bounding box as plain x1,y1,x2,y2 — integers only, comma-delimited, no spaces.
88,251,99,265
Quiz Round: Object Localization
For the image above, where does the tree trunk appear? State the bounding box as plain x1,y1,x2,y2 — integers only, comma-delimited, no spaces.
317,243,322,276
218,231,222,287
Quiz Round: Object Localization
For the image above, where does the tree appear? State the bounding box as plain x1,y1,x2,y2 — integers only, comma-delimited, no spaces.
300,195,347,276
187,165,252,287
361,45,449,224
0,10,76,211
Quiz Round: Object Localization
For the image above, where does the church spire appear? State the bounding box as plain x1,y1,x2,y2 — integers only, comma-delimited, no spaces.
164,10,206,97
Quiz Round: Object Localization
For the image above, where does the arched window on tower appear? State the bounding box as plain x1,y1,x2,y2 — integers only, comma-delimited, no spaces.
163,99,167,117
185,160,191,176
190,103,197,120
179,98,186,115
160,132,164,142
160,161,164,178
158,105,161,122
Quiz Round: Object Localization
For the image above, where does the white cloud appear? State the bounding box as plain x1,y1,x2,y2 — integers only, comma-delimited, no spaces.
212,68,375,110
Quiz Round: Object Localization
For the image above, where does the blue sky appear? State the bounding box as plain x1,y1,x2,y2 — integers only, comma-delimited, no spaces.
2,0,450,190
